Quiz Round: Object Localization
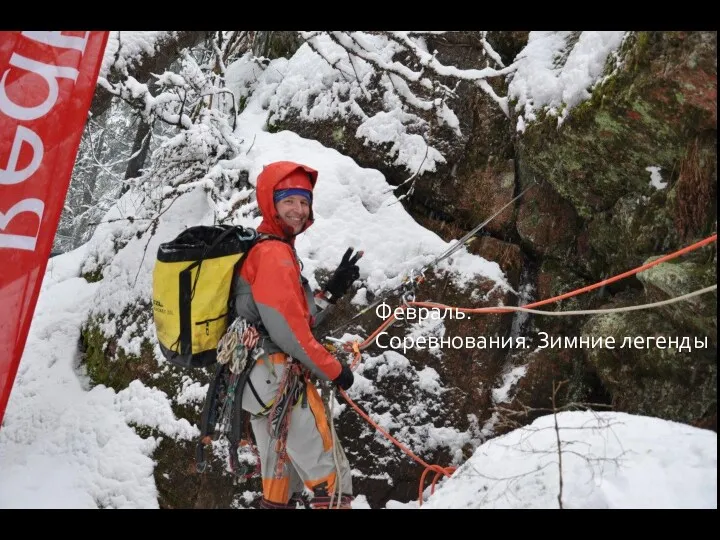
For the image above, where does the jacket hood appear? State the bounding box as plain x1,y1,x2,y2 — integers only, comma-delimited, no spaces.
256,161,318,242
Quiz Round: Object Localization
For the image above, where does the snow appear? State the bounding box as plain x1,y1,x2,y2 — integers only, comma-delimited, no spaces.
420,411,717,509
508,31,627,130
100,32,170,79
0,31,715,510
647,166,668,190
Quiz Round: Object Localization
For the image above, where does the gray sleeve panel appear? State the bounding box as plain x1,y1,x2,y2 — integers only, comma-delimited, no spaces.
233,274,283,356
232,274,260,323
255,301,332,381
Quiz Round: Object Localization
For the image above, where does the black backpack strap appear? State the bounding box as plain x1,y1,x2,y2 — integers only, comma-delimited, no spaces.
195,362,226,473
225,227,262,323
227,366,252,477
255,232,291,246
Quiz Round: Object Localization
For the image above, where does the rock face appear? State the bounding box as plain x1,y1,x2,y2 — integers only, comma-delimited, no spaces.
513,31,717,431
519,32,717,277
583,300,717,430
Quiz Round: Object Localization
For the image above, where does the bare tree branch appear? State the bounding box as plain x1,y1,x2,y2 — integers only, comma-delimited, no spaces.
552,380,566,509
91,31,208,120
301,31,517,122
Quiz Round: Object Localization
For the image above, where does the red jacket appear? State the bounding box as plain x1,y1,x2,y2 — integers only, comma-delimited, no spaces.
233,162,341,381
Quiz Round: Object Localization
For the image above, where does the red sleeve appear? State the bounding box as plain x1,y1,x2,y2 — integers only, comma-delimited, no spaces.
244,240,341,381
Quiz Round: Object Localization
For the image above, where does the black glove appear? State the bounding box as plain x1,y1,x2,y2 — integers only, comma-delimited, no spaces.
324,247,363,303
333,364,354,390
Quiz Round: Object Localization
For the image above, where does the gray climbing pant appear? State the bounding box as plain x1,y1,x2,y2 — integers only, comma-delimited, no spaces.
243,352,353,507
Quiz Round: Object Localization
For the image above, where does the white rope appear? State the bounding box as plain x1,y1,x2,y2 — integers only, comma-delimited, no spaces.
327,386,345,509
358,285,717,353
478,284,717,316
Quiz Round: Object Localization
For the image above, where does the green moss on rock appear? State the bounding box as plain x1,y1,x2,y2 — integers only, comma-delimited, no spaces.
582,300,716,427
587,191,681,275
82,267,104,283
82,321,157,390
518,31,716,275
637,256,717,339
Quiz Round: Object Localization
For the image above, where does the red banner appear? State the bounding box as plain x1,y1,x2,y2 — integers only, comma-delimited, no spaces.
0,31,109,426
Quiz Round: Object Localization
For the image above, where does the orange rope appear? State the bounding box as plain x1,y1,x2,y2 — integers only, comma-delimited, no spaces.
337,233,716,506
412,233,718,315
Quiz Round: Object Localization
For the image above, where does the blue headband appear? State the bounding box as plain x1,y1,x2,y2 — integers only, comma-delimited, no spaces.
274,188,312,204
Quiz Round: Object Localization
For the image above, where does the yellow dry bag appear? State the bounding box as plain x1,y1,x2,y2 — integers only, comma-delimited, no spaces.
152,225,258,368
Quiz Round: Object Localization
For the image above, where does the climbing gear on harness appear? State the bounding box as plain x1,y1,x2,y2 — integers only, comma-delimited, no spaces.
325,382,352,509
217,318,261,374
195,318,264,480
266,359,308,479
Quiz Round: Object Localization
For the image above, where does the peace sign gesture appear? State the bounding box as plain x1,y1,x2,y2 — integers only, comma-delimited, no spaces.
324,247,364,303
341,247,363,267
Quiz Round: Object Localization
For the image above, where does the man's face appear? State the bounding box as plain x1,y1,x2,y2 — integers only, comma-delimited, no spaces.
275,195,310,234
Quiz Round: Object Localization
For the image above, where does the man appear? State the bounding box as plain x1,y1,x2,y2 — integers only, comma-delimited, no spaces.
234,161,361,509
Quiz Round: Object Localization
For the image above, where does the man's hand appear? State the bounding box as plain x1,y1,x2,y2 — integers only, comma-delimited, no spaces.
324,247,363,303
333,364,354,390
